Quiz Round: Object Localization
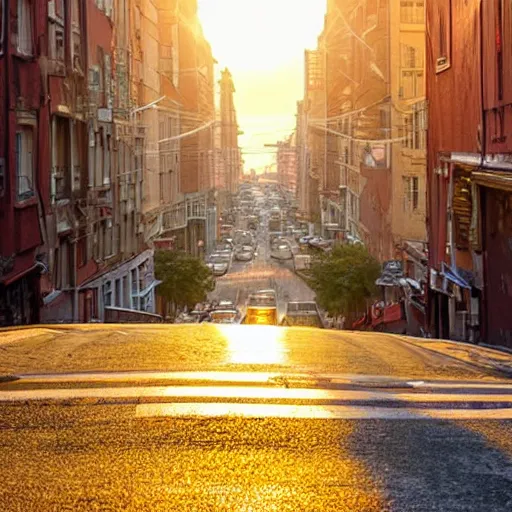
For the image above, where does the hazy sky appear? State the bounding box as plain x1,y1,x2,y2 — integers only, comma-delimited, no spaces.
198,0,326,172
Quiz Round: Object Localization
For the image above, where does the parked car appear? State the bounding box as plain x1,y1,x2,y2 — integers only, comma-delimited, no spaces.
210,309,240,324
244,291,278,326
281,302,324,328
215,300,235,310
271,240,293,260
299,235,315,245
234,245,254,262
207,253,230,276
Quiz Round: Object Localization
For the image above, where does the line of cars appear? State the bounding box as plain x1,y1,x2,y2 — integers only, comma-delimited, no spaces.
206,230,258,276
175,300,242,325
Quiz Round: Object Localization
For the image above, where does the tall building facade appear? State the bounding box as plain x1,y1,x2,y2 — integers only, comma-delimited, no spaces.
219,68,241,195
301,0,427,262
0,0,225,326
426,0,512,347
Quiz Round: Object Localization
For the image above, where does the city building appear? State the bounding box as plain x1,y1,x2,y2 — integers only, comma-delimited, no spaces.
426,0,512,347
0,0,47,325
219,68,241,195
276,135,298,196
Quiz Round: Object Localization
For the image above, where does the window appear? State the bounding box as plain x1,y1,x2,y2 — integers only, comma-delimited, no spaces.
17,0,32,56
122,276,130,308
77,228,87,268
104,218,113,258
53,117,71,200
400,1,424,24
71,0,82,72
436,1,452,73
48,0,65,70
400,70,424,99
403,103,426,150
15,127,34,201
1,0,6,56
56,240,70,289
400,44,424,99
115,279,121,307
401,44,424,69
403,176,419,211
102,281,112,308
496,0,504,100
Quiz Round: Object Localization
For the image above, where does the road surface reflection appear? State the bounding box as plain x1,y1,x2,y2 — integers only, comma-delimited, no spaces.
218,325,288,364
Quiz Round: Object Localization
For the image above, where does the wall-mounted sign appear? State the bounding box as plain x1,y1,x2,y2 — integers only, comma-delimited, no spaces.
97,108,113,123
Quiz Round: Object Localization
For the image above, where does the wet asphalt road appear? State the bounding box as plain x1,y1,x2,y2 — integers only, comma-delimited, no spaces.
1,325,512,511
209,219,314,318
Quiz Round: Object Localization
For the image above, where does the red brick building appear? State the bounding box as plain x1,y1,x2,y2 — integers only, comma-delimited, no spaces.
0,0,47,325
427,0,512,347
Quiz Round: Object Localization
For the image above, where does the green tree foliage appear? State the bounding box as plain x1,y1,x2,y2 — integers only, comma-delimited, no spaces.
310,244,381,319
155,250,215,315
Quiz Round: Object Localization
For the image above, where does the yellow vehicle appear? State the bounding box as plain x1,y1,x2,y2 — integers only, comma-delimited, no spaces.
244,292,278,326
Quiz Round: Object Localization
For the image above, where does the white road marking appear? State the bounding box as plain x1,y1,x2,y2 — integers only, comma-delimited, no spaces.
135,403,512,420
14,371,512,391
15,371,283,384
2,386,512,404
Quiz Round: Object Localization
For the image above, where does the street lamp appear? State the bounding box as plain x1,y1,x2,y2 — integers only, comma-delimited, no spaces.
129,96,166,119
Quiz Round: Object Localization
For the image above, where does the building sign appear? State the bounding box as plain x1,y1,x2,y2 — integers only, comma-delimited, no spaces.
97,108,113,123
453,166,472,250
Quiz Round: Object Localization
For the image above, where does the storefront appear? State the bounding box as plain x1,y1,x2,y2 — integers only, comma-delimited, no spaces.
474,172,512,348
79,249,158,322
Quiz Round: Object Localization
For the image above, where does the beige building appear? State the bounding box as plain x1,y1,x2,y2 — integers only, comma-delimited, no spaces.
305,0,427,260
389,1,427,248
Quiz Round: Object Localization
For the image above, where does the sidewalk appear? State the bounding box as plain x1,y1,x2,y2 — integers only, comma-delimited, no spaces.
398,336,512,377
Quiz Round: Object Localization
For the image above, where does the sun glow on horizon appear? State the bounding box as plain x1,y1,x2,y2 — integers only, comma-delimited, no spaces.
198,0,326,170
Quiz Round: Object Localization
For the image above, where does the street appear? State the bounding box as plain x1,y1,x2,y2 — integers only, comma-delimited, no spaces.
209,214,315,320
1,324,512,510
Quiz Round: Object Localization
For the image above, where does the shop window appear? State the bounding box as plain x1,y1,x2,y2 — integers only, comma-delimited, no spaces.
15,127,34,201
17,0,33,56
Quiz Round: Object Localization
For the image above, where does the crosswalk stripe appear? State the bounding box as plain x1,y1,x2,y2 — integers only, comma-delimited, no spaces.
2,386,512,404
135,403,512,420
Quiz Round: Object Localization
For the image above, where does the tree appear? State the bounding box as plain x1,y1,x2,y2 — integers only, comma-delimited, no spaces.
155,250,215,319
310,244,381,322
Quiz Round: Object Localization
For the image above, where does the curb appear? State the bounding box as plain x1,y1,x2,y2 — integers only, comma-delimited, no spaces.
394,336,512,379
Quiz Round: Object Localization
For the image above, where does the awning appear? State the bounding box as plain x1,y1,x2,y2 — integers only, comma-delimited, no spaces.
441,263,471,289
133,280,162,298
472,170,512,192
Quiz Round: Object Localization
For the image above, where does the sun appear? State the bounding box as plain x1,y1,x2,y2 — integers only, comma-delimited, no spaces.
198,0,325,72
